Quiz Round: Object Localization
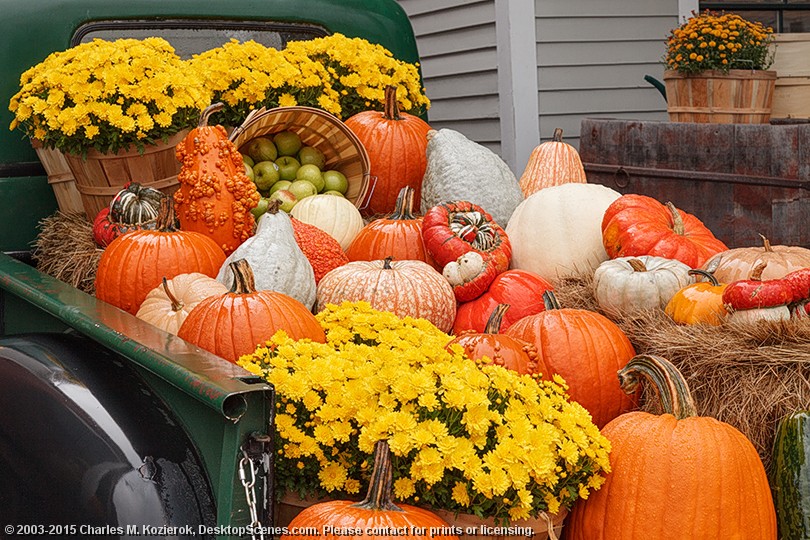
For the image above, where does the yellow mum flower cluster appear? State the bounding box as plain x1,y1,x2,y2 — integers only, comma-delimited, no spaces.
190,34,430,126
8,37,209,156
238,301,611,524
665,10,774,74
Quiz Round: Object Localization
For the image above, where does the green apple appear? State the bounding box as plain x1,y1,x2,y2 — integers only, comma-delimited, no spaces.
296,164,325,192
268,180,292,195
242,153,255,167
322,170,349,194
244,137,277,163
253,160,280,191
268,189,298,213
288,180,318,201
322,190,346,197
251,197,270,219
244,163,255,183
273,130,303,157
275,156,301,181
297,145,326,170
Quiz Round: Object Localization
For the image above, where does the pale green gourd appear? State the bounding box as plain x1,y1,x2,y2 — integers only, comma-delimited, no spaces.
216,202,317,309
420,129,523,227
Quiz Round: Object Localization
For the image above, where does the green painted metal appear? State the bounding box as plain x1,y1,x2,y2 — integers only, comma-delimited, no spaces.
0,252,275,531
0,176,58,252
0,0,420,165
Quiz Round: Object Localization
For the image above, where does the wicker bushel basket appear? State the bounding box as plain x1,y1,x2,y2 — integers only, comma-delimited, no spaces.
230,106,371,209
63,130,188,218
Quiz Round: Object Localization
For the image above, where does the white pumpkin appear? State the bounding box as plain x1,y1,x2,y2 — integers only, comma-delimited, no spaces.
593,256,692,318
216,204,317,309
420,129,523,227
505,183,622,283
136,273,228,334
727,306,791,324
290,194,364,250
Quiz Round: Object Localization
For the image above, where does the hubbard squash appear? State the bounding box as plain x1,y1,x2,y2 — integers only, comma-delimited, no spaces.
173,103,261,255
772,411,810,540
420,128,523,227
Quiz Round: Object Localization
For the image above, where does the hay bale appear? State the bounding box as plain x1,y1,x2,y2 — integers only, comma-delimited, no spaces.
553,271,810,472
32,211,102,295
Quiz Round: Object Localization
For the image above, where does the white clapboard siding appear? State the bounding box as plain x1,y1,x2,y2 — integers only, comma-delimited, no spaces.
535,0,678,148
397,0,502,152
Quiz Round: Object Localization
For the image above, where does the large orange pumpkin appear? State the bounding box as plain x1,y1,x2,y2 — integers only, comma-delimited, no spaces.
601,194,728,268
344,86,432,216
316,257,457,333
447,304,540,375
95,197,226,315
567,354,777,540
178,259,325,364
505,291,637,427
173,102,261,255
282,440,457,540
346,186,436,268
519,127,587,197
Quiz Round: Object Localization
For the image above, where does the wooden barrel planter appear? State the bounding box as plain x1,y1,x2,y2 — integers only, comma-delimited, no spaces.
63,130,188,218
663,69,777,124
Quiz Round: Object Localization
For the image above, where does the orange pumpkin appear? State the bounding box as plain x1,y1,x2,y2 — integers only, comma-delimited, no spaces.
701,234,810,283
178,259,325,364
447,304,539,375
567,354,777,540
316,257,457,333
345,86,432,216
173,102,261,255
291,217,349,284
95,197,226,315
346,186,436,268
282,440,457,540
664,269,728,325
602,194,728,268
505,291,638,428
519,127,587,197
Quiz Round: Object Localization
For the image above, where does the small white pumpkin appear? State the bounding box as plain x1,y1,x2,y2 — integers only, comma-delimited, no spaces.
443,252,485,286
593,256,692,318
420,129,523,227
505,183,622,283
136,273,228,334
726,306,791,324
290,194,364,250
217,202,317,309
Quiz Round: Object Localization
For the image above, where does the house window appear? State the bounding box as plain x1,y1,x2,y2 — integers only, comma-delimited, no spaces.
699,2,810,32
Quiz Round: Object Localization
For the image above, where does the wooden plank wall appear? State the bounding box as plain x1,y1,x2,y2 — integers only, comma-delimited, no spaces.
397,0,503,154
535,0,677,148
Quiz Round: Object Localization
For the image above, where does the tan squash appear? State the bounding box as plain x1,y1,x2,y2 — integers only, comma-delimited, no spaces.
136,273,228,334
701,234,810,282
519,128,587,197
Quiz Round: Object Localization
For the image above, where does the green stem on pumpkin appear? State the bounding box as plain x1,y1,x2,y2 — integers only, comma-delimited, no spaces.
161,277,184,312
688,268,719,286
542,290,562,311
383,86,401,121
484,304,510,334
617,354,698,420
199,102,224,128
665,202,685,236
390,187,417,220
351,440,403,512
228,258,257,294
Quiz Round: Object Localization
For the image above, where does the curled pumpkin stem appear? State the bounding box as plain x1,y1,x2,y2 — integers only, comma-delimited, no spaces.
618,354,697,420
688,268,719,286
161,277,184,312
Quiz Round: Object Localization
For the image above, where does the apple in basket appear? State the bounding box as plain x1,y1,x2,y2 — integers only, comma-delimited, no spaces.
244,137,277,163
273,130,303,157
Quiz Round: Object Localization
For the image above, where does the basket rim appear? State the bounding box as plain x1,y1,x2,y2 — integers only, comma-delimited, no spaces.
229,106,371,173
